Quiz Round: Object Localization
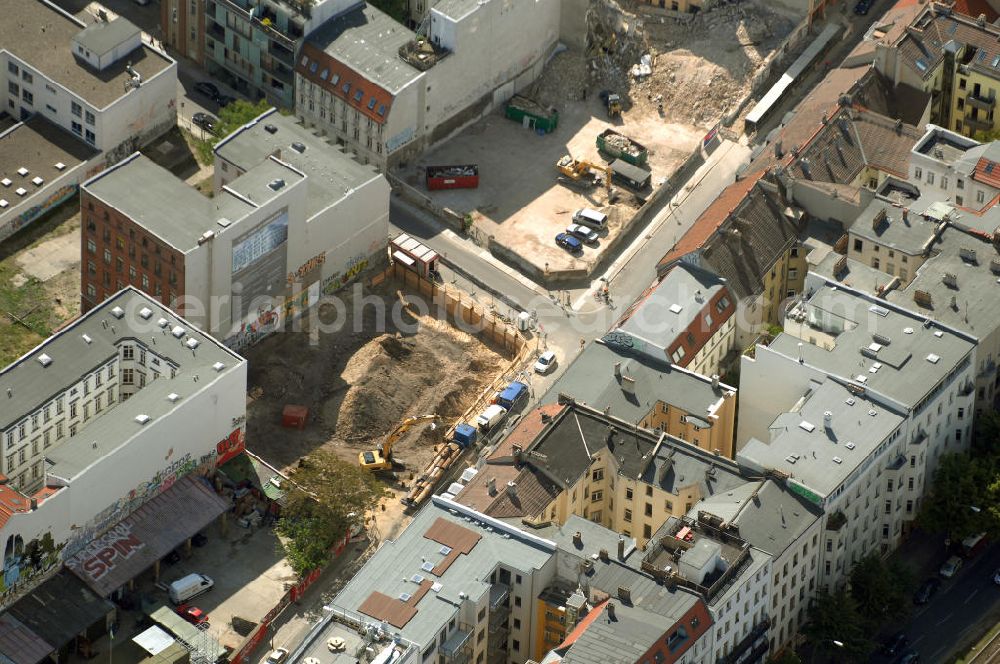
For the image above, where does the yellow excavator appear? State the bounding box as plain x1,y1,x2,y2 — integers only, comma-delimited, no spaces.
556,155,612,197
359,414,439,472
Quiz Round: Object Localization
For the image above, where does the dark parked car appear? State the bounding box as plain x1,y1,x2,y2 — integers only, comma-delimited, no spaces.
914,577,940,604
555,232,583,253
896,649,919,664
192,112,216,133
854,0,873,14
194,81,221,100
216,94,236,108
882,632,908,657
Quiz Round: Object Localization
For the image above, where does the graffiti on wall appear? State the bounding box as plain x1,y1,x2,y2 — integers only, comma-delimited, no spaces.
228,305,280,351
216,428,246,466
1,531,63,600
287,252,326,285
0,184,78,242
65,523,145,584
322,255,368,295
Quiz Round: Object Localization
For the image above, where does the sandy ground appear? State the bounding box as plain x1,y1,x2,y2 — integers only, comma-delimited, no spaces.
402,0,796,275
243,283,509,482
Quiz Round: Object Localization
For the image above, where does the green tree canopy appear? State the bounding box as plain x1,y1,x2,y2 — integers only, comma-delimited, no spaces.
917,451,999,540
802,588,873,663
849,554,913,623
275,450,388,576
214,99,272,142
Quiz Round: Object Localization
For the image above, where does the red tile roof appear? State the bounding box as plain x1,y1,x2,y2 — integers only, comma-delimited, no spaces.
656,171,764,271
0,484,31,528
974,156,1000,189
297,42,394,125
951,0,999,22
557,600,609,649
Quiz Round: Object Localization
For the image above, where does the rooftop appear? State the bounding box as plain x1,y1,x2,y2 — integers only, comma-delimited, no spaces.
0,116,97,220
888,227,1000,338
813,251,894,295
82,153,253,253
848,197,945,255
616,263,731,353
0,0,173,108
540,340,735,428
894,7,1000,82
771,278,976,409
328,497,554,648
531,514,641,568
215,109,382,216
0,287,244,474
303,3,420,95
914,125,979,162
730,479,823,556
560,599,691,664
737,380,904,500
73,17,139,56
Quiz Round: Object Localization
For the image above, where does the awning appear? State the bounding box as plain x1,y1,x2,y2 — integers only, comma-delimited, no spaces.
392,250,416,267
0,613,55,664
65,475,229,596
3,571,113,662
150,606,226,662
133,626,175,657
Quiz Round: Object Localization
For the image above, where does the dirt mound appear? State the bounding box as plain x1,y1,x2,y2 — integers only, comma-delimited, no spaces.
379,334,415,360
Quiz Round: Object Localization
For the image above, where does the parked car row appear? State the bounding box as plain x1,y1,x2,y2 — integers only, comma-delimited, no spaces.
555,208,608,253
193,81,235,108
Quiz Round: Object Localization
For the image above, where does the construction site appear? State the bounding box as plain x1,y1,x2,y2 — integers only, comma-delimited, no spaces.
243,272,520,535
400,0,801,277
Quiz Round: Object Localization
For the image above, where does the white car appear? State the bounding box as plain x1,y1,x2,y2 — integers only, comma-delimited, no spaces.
566,223,600,244
266,648,289,664
534,350,557,374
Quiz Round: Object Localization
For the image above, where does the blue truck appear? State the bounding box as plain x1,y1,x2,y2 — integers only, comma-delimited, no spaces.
496,381,529,410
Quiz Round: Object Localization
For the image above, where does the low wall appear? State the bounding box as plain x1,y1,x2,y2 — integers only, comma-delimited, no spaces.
385,172,466,234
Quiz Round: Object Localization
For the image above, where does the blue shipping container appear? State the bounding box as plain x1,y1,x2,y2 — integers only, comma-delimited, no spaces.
453,423,478,448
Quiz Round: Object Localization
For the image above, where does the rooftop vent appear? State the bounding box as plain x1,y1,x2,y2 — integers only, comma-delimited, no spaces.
868,342,883,353
15,187,27,197
869,305,890,317
914,290,933,307
845,442,856,450
82,334,92,344
167,393,180,402
959,247,978,263
991,258,1000,274
934,330,944,338
138,307,153,320
669,303,683,314
291,142,306,153
171,325,186,339
411,574,425,584
267,179,286,191
16,167,28,177
110,306,125,319
431,582,443,593
0,178,10,187
55,162,65,171
868,409,877,416
833,456,843,464
0,200,7,208
439,545,452,556
903,327,914,335
398,592,412,602
31,177,43,186
799,421,816,432
784,454,800,464
421,561,434,572
845,397,855,406
942,273,958,288
185,338,200,350
135,414,151,425
264,124,278,134
855,375,868,383
873,333,891,345
157,317,169,328
37,353,52,367
212,361,225,372
926,353,941,363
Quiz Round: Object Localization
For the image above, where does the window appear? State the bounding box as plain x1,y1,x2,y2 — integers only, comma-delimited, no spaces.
512,640,520,652
514,596,521,607
978,190,986,204
85,130,95,145
625,487,633,500
853,238,863,252
956,196,964,206
70,402,77,418
85,111,95,124
643,524,652,539
71,121,82,135
7,81,17,96
671,346,686,363
942,176,948,189
666,627,688,652
914,167,922,179
22,90,33,105
872,258,880,269
21,71,32,84
664,499,673,511
958,178,965,190
591,490,603,502
624,508,633,522
592,468,604,481
7,62,17,76
644,503,653,517
122,345,134,360
122,368,134,385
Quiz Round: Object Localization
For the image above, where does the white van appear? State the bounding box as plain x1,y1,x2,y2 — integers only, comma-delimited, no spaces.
168,573,214,604
476,404,507,431
573,208,608,230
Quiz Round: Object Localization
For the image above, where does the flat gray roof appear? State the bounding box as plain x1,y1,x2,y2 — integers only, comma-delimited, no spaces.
0,0,172,108
540,340,734,426
214,110,382,217
328,497,554,649
888,228,1000,339
0,116,97,221
73,17,140,56
737,380,904,499
223,157,305,206
812,252,893,295
730,480,823,558
1,287,244,476
305,4,419,94
531,515,642,569
82,153,253,253
771,281,976,408
432,0,483,21
849,198,942,255
617,263,727,351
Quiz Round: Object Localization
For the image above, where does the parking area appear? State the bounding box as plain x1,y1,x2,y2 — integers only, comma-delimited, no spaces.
138,519,297,652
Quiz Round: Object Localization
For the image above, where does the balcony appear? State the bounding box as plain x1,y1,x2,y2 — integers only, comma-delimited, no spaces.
215,0,297,48
441,629,472,663
910,429,928,446
965,112,994,133
887,454,907,472
826,510,847,532
490,583,510,610
967,93,996,111
979,360,997,379
717,617,771,664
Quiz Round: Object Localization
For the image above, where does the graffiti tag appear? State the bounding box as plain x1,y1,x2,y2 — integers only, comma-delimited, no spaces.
67,523,145,582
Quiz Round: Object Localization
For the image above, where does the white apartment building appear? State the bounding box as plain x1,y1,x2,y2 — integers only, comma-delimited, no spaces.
1,0,176,160
907,125,1000,210
0,287,246,609
294,0,561,170
739,274,977,563
82,110,390,349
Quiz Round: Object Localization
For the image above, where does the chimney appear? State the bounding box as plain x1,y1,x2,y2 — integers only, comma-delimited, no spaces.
617,586,631,603
606,602,616,621
488,477,497,496
711,374,720,389
797,342,804,363
873,208,888,230
613,362,621,378
823,411,833,428
512,445,523,462
506,481,517,498
30,498,37,510
599,548,609,562
617,537,626,560
902,207,909,223
573,531,583,547
622,375,636,394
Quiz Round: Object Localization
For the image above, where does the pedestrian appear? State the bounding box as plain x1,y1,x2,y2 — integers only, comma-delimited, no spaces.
583,87,588,101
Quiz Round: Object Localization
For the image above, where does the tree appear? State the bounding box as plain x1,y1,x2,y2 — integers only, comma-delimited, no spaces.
767,652,802,664
275,450,388,576
214,99,272,143
849,554,913,623
802,588,873,663
917,452,998,540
